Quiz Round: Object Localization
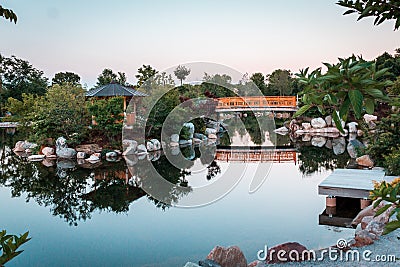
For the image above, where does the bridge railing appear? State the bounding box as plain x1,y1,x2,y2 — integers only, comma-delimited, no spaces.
216,96,297,109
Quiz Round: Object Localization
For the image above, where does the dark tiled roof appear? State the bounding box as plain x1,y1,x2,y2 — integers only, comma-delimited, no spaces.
86,83,148,97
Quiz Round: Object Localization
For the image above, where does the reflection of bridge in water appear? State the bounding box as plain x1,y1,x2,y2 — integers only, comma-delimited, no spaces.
215,148,297,164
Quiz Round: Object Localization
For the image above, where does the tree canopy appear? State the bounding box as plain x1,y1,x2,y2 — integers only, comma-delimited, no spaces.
337,0,400,30
95,68,127,87
52,71,81,86
174,65,191,86
267,69,294,96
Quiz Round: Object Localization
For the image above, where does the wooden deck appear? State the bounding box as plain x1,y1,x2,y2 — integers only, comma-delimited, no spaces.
318,169,396,199
0,122,18,128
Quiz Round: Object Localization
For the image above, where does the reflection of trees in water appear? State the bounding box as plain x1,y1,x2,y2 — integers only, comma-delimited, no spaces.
221,115,276,146
206,161,221,180
298,145,349,175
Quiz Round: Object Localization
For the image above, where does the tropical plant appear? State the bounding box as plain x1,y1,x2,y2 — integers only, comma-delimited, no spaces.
0,230,30,266
337,0,400,30
294,55,392,131
370,178,400,234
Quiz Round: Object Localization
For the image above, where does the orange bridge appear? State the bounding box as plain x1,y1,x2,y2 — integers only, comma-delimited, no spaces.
216,96,298,112
216,148,297,164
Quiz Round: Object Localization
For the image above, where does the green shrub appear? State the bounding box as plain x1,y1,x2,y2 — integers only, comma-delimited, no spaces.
384,147,400,176
0,230,30,266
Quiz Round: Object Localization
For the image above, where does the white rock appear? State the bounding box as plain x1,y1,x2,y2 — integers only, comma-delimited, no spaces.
325,115,333,127
205,128,217,135
274,126,289,133
347,122,358,133
28,154,45,161
208,133,217,139
311,118,327,129
170,134,179,143
302,134,311,142
106,151,118,158
302,123,311,131
363,114,377,124
311,136,327,147
332,137,346,155
77,152,86,159
170,142,179,147
85,154,100,163
41,147,55,157
150,139,161,150
146,141,155,152
137,144,147,154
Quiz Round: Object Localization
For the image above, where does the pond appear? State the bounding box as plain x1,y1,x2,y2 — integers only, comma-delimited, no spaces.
0,127,356,267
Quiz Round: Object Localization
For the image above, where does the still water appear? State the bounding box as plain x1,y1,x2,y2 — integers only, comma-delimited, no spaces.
0,130,355,267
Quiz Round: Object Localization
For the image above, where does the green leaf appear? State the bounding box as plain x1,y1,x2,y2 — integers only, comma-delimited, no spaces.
348,90,363,119
332,110,344,133
365,98,375,114
375,204,392,217
343,10,356,15
383,220,400,235
294,104,312,117
339,97,350,121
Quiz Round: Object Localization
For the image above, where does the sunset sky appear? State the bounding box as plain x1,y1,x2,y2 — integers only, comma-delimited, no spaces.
1,0,399,87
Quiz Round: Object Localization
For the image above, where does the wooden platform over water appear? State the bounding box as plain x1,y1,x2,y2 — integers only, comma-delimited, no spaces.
318,169,396,199
0,122,18,128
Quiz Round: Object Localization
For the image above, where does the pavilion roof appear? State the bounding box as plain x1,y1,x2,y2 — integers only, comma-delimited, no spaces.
86,83,148,97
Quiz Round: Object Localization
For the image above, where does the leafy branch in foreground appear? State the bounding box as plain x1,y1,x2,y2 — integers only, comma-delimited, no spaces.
337,0,400,30
0,5,17,24
0,230,30,266
294,55,391,132
370,178,400,234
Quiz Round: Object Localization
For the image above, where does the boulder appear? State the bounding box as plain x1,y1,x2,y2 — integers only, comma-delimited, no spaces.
208,134,217,139
41,147,55,157
366,221,385,237
353,230,376,247
352,201,385,226
206,246,247,267
361,216,374,230
311,118,327,129
363,114,377,124
289,119,300,132
171,134,180,143
150,139,161,150
368,121,377,130
206,128,217,135
146,141,155,152
357,130,364,136
325,115,333,126
347,139,365,159
193,138,202,145
170,142,179,147
302,134,311,142
311,136,326,147
106,151,118,158
85,154,100,163
356,155,374,168
122,140,138,156
77,152,86,159
183,122,195,139
42,158,56,167
347,122,358,133
28,154,45,161
13,141,26,152
137,144,147,154
301,123,311,131
56,138,77,159
325,139,332,149
266,242,310,264
332,137,346,155
57,159,76,169
75,144,102,155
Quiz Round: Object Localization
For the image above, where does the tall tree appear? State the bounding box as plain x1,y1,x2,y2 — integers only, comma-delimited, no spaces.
117,72,127,86
0,54,48,105
250,72,267,95
337,0,400,30
52,72,81,86
174,65,191,86
0,4,17,23
95,68,117,87
267,69,294,96
135,65,158,87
